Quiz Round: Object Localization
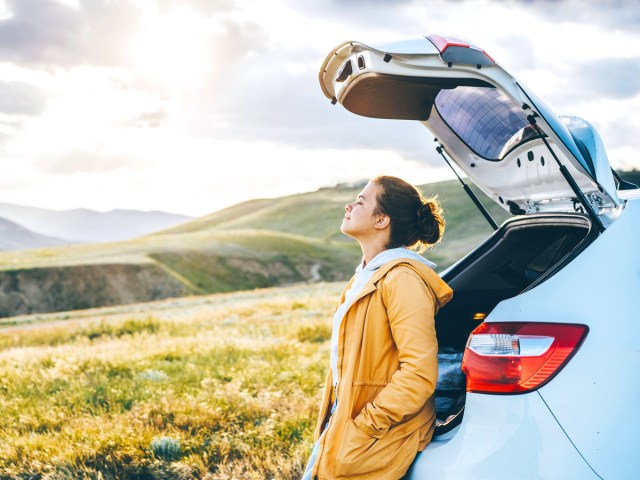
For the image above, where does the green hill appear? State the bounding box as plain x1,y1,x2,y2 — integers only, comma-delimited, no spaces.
159,179,511,260
0,178,516,318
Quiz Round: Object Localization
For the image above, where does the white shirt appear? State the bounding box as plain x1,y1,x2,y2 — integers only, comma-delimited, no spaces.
330,247,436,388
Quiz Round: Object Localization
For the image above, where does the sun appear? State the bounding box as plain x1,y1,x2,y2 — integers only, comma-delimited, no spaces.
130,7,215,90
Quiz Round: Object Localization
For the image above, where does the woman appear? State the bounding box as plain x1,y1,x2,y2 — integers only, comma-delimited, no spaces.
302,176,453,480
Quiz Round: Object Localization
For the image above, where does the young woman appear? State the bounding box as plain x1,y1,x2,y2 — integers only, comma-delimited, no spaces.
302,175,453,480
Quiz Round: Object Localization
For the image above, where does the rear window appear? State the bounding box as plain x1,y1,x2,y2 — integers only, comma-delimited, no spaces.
434,86,531,160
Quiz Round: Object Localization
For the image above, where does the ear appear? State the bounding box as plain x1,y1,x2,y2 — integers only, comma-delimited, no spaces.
374,214,390,230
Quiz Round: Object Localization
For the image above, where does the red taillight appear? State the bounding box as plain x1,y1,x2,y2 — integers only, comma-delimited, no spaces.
461,322,588,394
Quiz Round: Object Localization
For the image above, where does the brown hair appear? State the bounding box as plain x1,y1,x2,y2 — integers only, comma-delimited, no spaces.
371,175,444,253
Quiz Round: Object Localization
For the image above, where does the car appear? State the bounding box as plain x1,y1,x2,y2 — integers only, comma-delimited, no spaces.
319,34,640,479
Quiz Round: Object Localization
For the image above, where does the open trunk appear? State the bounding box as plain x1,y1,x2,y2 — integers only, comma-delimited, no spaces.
318,34,625,439
433,213,595,435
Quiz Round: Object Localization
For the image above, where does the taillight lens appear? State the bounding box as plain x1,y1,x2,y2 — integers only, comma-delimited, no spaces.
462,322,588,394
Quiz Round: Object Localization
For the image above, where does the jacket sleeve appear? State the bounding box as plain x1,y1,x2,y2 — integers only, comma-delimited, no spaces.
353,266,438,438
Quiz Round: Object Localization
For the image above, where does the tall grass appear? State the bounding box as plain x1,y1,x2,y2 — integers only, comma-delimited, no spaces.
0,282,342,479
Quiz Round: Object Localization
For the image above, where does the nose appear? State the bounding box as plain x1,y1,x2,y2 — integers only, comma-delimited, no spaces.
345,203,352,212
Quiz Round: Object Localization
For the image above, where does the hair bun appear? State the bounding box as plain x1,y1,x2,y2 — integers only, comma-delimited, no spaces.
417,199,444,245
417,203,431,223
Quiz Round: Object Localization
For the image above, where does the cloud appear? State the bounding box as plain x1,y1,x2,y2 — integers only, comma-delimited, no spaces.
283,0,640,42
0,0,552,167
282,0,412,26
127,109,167,128
0,0,269,72
36,148,140,174
601,121,640,153
523,56,640,115
573,57,640,99
0,80,47,141
0,0,638,215
214,17,268,62
0,0,140,68
157,0,237,16
506,0,640,31
169,5,443,163
0,81,47,115
490,34,538,71
184,53,440,165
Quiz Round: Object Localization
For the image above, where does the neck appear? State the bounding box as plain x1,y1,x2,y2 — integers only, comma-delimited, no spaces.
360,238,389,267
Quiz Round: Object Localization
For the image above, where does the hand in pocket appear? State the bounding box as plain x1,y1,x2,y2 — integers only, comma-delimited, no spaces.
335,418,392,476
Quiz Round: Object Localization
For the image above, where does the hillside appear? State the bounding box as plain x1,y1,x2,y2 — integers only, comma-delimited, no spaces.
0,227,360,317
159,179,512,262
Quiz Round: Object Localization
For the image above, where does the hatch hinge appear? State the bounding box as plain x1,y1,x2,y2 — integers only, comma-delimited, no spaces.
523,200,538,214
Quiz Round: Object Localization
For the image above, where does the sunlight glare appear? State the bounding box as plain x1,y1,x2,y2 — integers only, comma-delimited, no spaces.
53,0,80,9
131,8,214,89
0,0,12,20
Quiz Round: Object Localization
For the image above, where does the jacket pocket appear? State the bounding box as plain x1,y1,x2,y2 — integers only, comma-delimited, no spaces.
334,417,392,477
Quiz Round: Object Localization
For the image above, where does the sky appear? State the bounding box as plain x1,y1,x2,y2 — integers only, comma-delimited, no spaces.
0,0,638,217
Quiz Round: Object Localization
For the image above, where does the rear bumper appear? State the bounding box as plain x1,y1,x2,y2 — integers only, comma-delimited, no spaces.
406,392,600,480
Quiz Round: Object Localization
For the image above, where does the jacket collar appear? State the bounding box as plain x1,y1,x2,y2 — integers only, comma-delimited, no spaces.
345,258,453,309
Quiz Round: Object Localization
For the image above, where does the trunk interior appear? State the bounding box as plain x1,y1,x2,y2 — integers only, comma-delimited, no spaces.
433,213,596,435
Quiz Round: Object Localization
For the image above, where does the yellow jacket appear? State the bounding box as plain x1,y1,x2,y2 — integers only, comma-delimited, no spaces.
311,258,453,479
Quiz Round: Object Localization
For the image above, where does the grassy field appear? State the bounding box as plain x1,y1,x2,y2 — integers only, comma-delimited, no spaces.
0,282,346,479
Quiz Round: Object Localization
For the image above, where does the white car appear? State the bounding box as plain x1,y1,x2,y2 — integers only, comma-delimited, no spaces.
319,34,640,479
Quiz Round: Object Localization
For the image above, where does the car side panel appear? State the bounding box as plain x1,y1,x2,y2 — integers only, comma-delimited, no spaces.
488,199,640,479
407,393,599,479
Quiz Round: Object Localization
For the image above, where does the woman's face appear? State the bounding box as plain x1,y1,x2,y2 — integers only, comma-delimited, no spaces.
341,182,383,239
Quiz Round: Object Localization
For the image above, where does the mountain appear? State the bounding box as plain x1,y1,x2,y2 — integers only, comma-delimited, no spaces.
0,216,70,250
0,203,193,243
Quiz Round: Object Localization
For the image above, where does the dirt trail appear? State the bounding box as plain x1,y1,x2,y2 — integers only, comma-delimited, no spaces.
310,263,322,281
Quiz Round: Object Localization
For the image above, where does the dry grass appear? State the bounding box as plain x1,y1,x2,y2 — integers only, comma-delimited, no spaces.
0,282,343,479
